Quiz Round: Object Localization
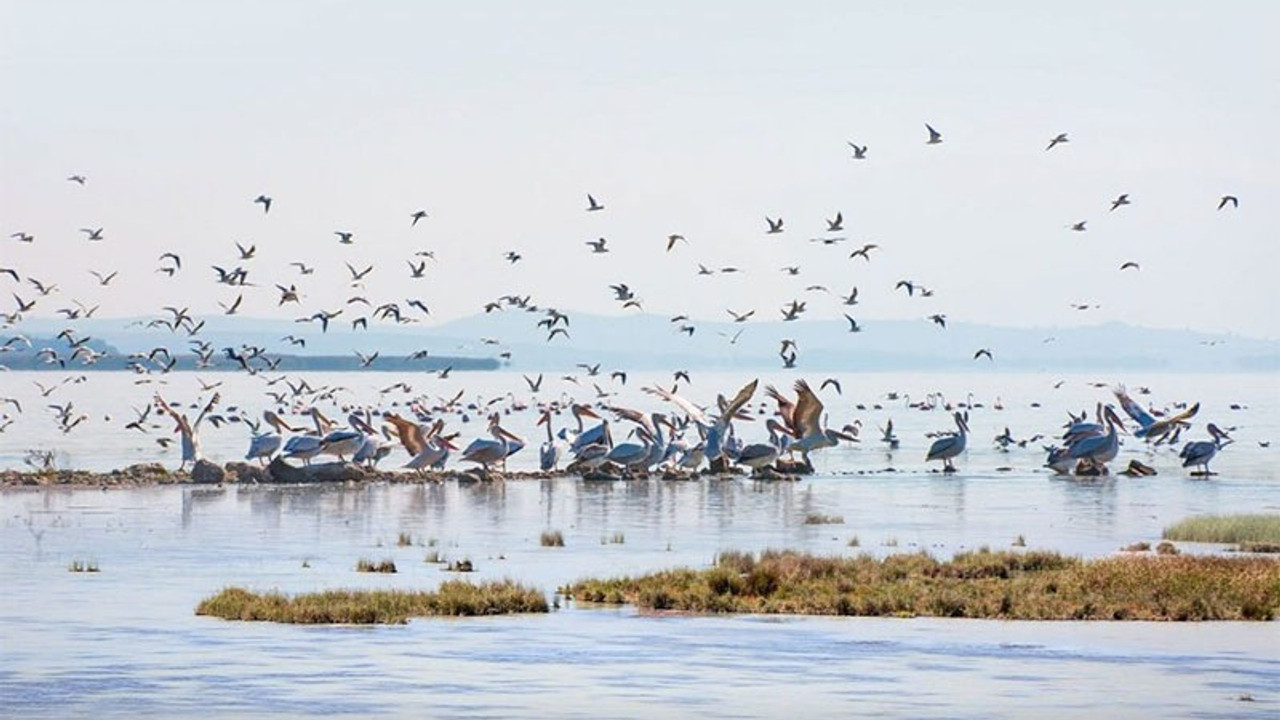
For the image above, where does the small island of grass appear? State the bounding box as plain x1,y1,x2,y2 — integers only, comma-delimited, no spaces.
564,549,1280,621
197,579,548,624
1163,514,1280,550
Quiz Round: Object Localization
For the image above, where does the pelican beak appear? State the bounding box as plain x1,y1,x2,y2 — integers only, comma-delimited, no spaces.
578,406,601,419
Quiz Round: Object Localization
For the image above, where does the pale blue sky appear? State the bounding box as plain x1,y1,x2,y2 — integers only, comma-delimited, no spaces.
2,1,1277,339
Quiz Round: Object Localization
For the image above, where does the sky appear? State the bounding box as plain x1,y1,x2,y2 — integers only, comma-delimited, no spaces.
2,1,1278,343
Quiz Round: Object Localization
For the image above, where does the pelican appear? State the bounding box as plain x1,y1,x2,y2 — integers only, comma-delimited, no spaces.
538,410,567,471
283,435,324,465
461,415,522,470
243,413,283,465
645,378,757,470
1068,406,1126,471
1180,424,1231,475
1044,445,1074,475
154,393,217,471
926,412,970,472
1113,385,1199,443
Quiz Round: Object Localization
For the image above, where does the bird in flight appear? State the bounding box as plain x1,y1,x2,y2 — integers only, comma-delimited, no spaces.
1109,194,1130,212
1070,221,1087,232
925,123,943,144
974,348,994,361
844,314,862,333
67,174,87,185
89,270,119,286
410,209,428,226
726,308,755,323
849,243,878,261
254,195,272,213
1120,261,1140,271
666,234,687,252
826,212,844,232
929,314,947,328
1217,195,1239,210
1045,133,1069,151
847,141,867,159
766,217,784,234
586,194,604,212
10,232,33,243
80,227,104,241
841,286,859,306
334,230,354,245
586,238,608,253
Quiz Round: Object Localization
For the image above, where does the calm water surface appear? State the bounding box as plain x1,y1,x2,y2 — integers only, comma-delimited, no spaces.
2,371,1278,717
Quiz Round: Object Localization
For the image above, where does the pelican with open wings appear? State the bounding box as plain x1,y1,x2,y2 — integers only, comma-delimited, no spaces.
644,378,758,470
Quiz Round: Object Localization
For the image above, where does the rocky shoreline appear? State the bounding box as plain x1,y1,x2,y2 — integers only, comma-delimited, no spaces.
0,456,809,489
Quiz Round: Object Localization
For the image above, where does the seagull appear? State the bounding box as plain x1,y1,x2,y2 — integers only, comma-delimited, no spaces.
848,243,878,261
925,123,943,144
726,309,755,323
504,251,522,264
586,194,604,212
820,378,842,395
410,209,428,226
289,262,314,275
826,212,844,232
1109,194,1130,211
841,286,859,305
1070,221,1087,232
929,314,947,328
766,217,784,234
346,262,373,282
219,293,243,315
586,237,608,253
974,348,994,361
158,252,181,269
1217,195,1239,210
666,234,687,251
10,232,33,243
80,227,104,241
1045,133,1069,151
847,141,867,159
67,174,87,185
235,241,256,259
254,195,272,213
334,230,354,244
89,270,118,286
1120,261,1140,271
844,314,862,333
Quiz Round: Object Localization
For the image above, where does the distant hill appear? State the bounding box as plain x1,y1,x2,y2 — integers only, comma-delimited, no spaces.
5,313,1276,373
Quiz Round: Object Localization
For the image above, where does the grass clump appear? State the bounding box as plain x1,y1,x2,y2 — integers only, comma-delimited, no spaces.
1237,542,1280,554
196,580,549,624
540,530,565,547
565,548,1280,621
445,558,474,572
1163,514,1280,544
68,559,100,573
1123,542,1151,552
804,513,844,525
397,532,414,547
1155,541,1180,556
356,558,397,573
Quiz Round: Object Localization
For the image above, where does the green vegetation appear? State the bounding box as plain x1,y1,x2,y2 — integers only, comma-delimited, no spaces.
68,559,99,573
356,558,397,573
540,530,565,547
197,580,549,624
565,548,1280,621
1163,514,1280,544
804,513,844,525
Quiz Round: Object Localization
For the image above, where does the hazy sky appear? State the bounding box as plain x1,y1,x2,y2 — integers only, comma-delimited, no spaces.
2,1,1277,340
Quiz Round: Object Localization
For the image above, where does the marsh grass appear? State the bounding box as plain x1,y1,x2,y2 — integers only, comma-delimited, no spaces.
445,559,474,572
566,548,1280,621
1123,542,1151,552
847,535,860,548
1155,541,1180,556
1013,535,1026,547
397,532,414,547
68,559,99,573
356,558,397,573
196,580,549,624
540,530,565,547
424,550,442,563
1236,542,1280,554
1163,514,1280,544
609,532,626,544
804,513,844,525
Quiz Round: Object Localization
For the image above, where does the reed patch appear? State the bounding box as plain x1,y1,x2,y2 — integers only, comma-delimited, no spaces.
565,548,1280,621
1163,514,1280,545
197,580,549,624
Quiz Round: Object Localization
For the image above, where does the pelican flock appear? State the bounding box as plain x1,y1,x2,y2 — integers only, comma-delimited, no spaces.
0,115,1261,483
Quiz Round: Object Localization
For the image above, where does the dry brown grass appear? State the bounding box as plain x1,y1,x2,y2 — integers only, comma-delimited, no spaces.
356,558,397,573
197,580,548,624
566,549,1280,621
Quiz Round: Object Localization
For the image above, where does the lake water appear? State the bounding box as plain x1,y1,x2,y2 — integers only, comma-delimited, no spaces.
1,371,1278,717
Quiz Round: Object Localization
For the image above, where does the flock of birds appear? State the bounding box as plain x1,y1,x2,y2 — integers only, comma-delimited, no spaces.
0,125,1253,478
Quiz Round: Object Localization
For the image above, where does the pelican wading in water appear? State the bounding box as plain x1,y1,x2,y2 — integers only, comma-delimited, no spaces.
926,412,969,473
1066,405,1127,474
1180,424,1232,476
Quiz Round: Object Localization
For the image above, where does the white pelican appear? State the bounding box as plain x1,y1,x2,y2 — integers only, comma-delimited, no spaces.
538,410,567,471
926,412,970,472
1179,424,1231,475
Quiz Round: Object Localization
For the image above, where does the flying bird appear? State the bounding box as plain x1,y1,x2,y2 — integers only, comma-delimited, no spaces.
1109,194,1130,211
1120,261,1140,271
410,209,428,226
929,314,947,328
847,141,867,159
67,175,87,185
1070,221,1087,232
80,227,104,241
844,314,862,333
925,123,943,144
826,212,844,232
766,217,784,234
254,195,272,213
1045,133,1069,151
974,348,994,361
586,194,604,212
334,230,354,244
586,238,608,253
1217,195,1239,210
666,234,687,251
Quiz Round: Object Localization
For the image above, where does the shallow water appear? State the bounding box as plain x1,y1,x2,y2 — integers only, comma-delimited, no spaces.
3,472,1279,718
2,371,1278,717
